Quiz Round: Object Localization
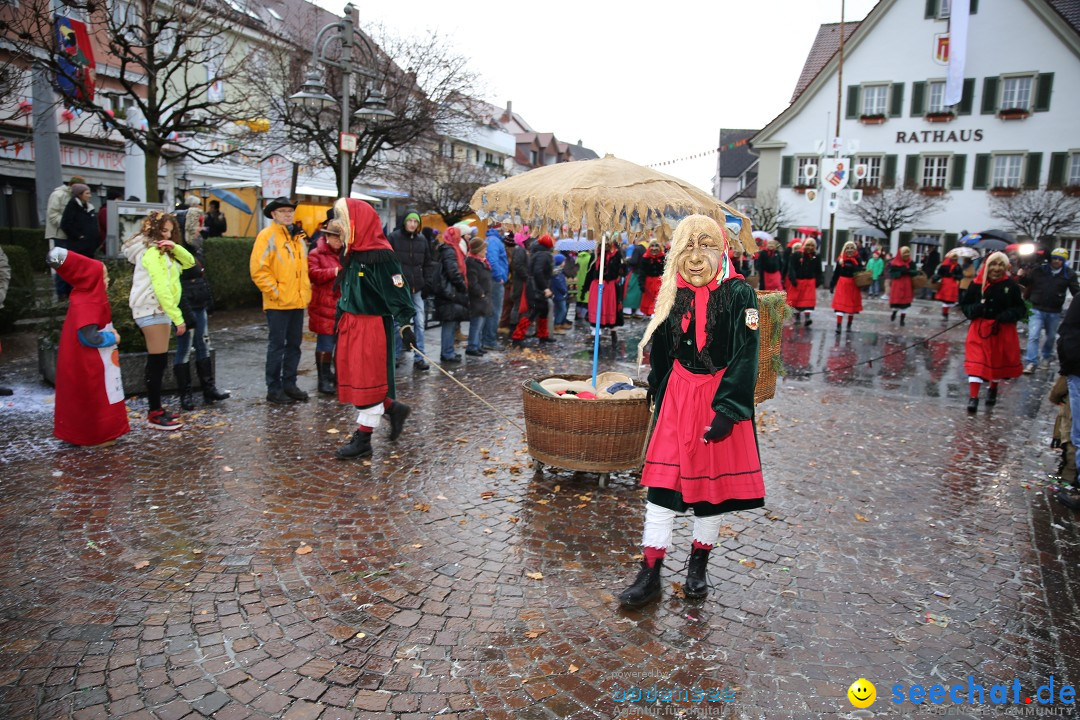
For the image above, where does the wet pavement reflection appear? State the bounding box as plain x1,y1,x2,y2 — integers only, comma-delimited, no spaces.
0,293,1076,719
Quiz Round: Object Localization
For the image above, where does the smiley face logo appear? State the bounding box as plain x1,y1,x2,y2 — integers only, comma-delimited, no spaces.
847,678,876,708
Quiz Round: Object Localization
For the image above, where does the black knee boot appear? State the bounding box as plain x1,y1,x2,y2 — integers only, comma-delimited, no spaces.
315,352,336,395
618,559,663,608
685,546,711,599
174,362,194,411
195,357,230,402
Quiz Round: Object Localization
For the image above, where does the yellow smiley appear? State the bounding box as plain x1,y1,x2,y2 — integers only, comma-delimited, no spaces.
847,678,876,708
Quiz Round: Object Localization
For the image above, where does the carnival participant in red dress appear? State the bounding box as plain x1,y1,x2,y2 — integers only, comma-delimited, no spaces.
829,240,864,333
756,239,783,291
618,215,763,608
47,247,130,446
584,236,624,344
637,241,665,317
332,199,418,460
888,246,917,325
782,239,801,298
933,249,963,321
787,238,823,326
960,251,1026,413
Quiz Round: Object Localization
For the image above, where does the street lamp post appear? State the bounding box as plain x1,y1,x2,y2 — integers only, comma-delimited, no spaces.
2,184,12,243
288,2,394,199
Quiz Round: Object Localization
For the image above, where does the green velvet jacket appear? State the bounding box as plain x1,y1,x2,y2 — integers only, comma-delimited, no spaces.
337,250,417,327
646,278,760,423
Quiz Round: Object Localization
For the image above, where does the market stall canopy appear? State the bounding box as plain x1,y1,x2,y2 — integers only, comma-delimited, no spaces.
470,154,752,254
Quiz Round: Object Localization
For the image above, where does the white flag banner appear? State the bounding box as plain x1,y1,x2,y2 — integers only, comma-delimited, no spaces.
945,0,970,106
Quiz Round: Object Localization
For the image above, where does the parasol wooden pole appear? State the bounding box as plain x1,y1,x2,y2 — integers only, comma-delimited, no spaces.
591,231,606,387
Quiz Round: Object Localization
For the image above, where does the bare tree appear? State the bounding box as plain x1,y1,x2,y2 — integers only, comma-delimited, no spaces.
746,189,791,235
388,150,500,225
989,188,1080,241
843,187,948,239
3,0,262,199
256,23,482,193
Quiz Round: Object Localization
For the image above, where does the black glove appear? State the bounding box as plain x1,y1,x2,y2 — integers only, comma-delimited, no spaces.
646,387,656,406
703,412,735,444
400,325,416,349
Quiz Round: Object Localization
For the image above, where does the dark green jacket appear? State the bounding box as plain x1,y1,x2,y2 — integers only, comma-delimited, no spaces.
647,278,760,423
337,251,416,327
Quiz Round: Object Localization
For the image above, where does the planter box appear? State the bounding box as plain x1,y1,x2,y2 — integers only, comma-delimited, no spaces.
997,109,1030,120
919,187,947,196
988,187,1021,197
1063,186,1080,197
855,184,881,195
859,115,887,125
38,337,214,396
793,185,813,194
925,112,955,123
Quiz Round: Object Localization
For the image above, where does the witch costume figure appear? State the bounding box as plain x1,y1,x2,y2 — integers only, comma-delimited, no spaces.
47,247,130,446
618,215,764,608
332,198,418,460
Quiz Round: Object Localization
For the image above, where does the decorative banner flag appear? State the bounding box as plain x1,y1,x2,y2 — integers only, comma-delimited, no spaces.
821,158,850,190
804,164,818,181
849,189,863,205
54,15,96,103
826,194,840,215
846,139,861,156
806,188,818,203
945,0,970,105
853,164,868,182
933,33,950,65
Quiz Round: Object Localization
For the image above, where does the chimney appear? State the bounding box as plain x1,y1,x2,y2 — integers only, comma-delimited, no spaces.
577,139,583,146
506,100,512,115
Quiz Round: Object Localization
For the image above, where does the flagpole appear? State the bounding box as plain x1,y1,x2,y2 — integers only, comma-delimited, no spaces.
828,0,846,272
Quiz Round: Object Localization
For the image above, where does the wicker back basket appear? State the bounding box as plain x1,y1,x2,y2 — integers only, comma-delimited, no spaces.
521,376,652,472
853,271,873,288
755,290,786,405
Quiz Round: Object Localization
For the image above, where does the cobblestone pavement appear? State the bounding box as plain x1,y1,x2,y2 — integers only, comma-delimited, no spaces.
0,292,1077,720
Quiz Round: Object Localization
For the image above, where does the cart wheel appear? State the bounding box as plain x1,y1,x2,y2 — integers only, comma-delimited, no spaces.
598,473,609,489
534,459,544,474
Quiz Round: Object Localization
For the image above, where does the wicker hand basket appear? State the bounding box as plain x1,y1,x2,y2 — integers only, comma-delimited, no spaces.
911,271,929,290
755,290,786,405
853,271,873,289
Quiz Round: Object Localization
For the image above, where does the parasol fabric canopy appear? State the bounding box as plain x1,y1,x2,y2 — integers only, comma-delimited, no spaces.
470,154,752,254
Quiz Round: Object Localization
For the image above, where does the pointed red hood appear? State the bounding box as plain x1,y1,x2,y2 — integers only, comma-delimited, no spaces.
344,199,392,254
56,250,111,329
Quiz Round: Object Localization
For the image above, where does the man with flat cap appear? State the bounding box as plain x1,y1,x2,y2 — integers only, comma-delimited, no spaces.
250,196,312,404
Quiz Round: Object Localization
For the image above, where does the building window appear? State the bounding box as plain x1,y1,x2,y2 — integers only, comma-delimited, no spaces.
796,156,817,186
440,142,452,158
1000,76,1033,111
992,154,1023,188
862,85,889,116
530,150,539,165
855,155,882,187
937,0,950,18
1069,154,1080,186
926,81,947,113
922,155,950,188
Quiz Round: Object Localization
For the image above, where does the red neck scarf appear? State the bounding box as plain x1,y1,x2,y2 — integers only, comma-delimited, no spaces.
676,273,720,352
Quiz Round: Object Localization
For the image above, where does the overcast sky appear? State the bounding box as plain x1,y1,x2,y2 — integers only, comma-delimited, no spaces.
315,0,880,192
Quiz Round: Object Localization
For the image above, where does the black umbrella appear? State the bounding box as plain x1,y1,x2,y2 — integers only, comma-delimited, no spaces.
977,228,1015,243
974,238,1008,251
913,235,940,246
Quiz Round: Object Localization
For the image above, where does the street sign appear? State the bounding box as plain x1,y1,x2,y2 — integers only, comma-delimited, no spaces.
339,132,358,153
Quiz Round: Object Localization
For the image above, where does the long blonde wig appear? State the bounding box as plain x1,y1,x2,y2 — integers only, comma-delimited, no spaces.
637,215,730,366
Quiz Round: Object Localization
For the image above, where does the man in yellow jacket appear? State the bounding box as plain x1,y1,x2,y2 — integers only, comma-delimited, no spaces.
250,197,312,404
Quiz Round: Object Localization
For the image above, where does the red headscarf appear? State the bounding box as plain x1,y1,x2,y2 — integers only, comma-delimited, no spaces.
343,199,392,254
442,225,467,280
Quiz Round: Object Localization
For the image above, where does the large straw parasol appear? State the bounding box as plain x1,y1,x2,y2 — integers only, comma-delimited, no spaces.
471,155,753,385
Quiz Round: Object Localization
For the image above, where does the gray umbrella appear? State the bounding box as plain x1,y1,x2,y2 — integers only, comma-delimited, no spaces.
855,226,888,240
913,235,941,246
974,238,1009,251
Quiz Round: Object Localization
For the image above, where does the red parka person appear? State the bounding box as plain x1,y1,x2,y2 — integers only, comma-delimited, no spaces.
637,240,665,316
888,246,917,325
787,238,823,326
829,241,864,333
933,249,964,320
333,198,418,459
47,247,130,446
960,251,1026,413
308,220,344,395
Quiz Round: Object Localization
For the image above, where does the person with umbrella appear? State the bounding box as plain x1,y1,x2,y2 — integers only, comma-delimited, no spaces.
829,241,864,333
888,246,918,326
960,252,1026,413
1018,248,1079,374
933,249,965,321
618,215,763,608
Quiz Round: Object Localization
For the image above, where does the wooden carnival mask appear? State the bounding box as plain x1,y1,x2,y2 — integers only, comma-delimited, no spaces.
673,217,727,288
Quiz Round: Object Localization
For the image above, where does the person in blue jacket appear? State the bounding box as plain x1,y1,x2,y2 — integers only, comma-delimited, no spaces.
483,225,508,350
551,253,570,329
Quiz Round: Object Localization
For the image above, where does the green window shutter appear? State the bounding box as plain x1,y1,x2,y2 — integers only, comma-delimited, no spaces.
904,155,920,189
973,153,991,190
950,154,967,190
837,230,849,252
846,85,860,119
925,0,937,18
1024,152,1043,189
778,227,790,242
911,81,926,116
780,156,794,188
883,155,898,188
981,77,999,114
944,233,958,252
1049,152,1068,188
899,231,913,248
1034,73,1053,112
957,78,975,115
970,0,978,13
890,83,905,118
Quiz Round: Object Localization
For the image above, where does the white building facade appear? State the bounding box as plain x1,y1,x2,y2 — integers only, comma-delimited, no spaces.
752,0,1080,270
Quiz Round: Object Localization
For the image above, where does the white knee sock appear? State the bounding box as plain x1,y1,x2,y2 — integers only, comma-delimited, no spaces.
692,515,724,548
642,502,677,550
355,403,385,428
